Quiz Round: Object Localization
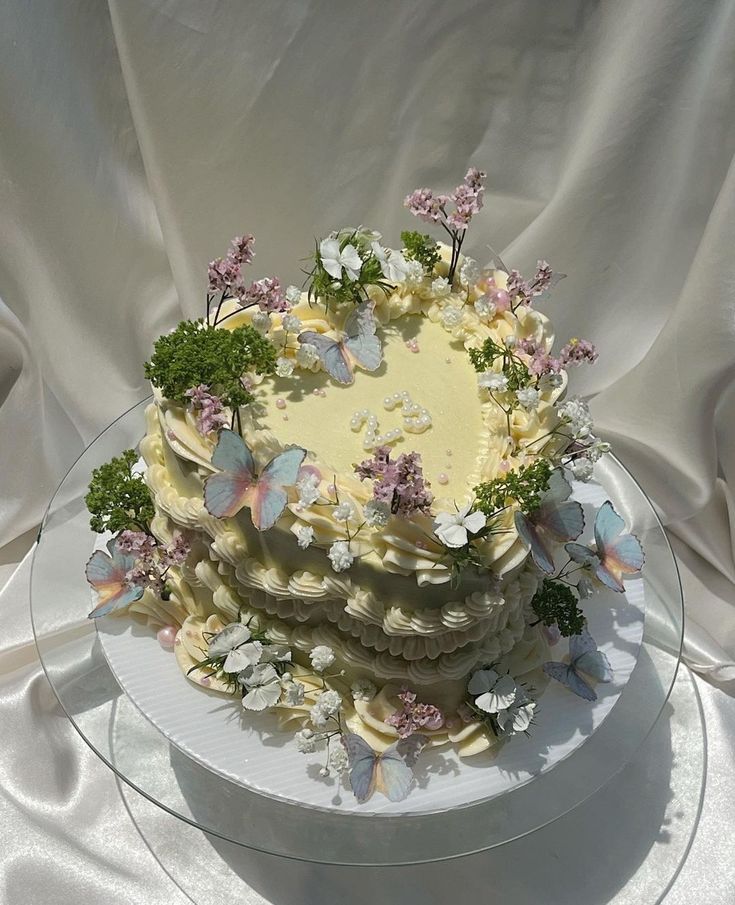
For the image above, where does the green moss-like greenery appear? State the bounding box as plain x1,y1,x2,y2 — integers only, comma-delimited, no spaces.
143,319,276,408
85,449,154,534
531,578,585,637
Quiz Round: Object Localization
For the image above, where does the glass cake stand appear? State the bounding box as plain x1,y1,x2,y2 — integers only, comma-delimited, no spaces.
30,397,684,867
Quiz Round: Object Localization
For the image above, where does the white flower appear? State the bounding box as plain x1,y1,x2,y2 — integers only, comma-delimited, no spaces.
329,746,350,774
474,295,496,319
296,342,319,368
431,276,451,298
207,623,252,659
310,689,342,727
515,387,540,411
283,680,305,706
569,456,594,482
328,540,354,572
222,640,263,674
364,499,390,528
275,356,294,378
309,645,335,672
251,311,272,334
467,669,518,714
319,238,363,281
296,525,315,549
440,306,463,330
371,242,410,283
285,284,302,305
583,437,611,463
333,501,353,522
557,396,594,439
295,728,318,753
478,371,509,392
239,663,282,711
282,314,302,333
459,257,480,287
403,259,425,288
296,473,321,507
577,576,596,599
351,679,377,702
496,696,536,735
433,502,486,548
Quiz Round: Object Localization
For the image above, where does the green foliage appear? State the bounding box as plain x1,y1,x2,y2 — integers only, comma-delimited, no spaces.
305,232,394,308
144,319,276,408
468,337,531,391
401,231,441,274
86,449,155,534
531,579,585,637
474,459,553,516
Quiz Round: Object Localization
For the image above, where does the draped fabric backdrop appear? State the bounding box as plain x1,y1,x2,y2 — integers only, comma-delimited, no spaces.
1,3,735,898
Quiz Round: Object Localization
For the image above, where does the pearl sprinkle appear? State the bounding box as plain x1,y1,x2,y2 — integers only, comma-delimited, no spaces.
350,408,403,450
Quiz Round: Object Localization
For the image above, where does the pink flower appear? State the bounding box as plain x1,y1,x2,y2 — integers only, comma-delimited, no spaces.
239,277,290,313
185,384,228,435
355,446,433,518
117,530,157,556
164,533,191,566
404,187,444,223
207,256,242,294
228,234,255,266
506,260,555,307
559,338,598,367
386,688,444,738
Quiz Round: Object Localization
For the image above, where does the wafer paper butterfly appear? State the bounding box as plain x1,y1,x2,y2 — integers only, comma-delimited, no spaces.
514,468,585,574
85,538,145,618
543,627,613,701
565,500,644,592
204,430,306,531
341,731,427,803
297,302,382,385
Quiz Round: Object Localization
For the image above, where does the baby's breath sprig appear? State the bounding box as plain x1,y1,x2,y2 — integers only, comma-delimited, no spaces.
473,459,553,518
85,449,155,535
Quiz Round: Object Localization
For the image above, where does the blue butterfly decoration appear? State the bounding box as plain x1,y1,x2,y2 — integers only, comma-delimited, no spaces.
85,537,145,619
565,500,644,592
543,627,613,701
341,732,427,803
297,302,382,386
514,468,585,573
204,430,306,531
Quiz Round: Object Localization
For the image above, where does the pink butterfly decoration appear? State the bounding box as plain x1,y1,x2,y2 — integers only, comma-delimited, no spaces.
565,500,644,592
85,538,145,619
514,468,585,573
204,430,306,531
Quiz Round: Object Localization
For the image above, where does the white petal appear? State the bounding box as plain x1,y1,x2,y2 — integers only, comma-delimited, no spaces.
339,244,363,280
208,623,251,658
463,510,487,535
511,703,535,733
436,523,469,548
242,681,282,711
467,668,499,695
319,238,343,279
223,641,263,673
244,663,279,687
475,675,518,713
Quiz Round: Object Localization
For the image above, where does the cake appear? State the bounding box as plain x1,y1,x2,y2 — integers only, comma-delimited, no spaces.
85,168,644,803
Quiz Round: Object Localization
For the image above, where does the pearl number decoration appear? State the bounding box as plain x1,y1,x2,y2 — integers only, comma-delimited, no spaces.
349,391,433,450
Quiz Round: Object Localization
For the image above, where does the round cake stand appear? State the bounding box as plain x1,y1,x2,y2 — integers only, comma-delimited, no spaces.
118,664,705,905
30,397,685,868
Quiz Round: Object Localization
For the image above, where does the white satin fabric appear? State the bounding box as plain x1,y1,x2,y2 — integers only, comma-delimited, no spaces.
1,0,735,899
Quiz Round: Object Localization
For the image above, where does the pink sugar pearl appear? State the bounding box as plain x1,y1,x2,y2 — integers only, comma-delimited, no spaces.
437,473,449,485
157,625,177,651
275,398,286,409
200,676,211,687
490,289,511,311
